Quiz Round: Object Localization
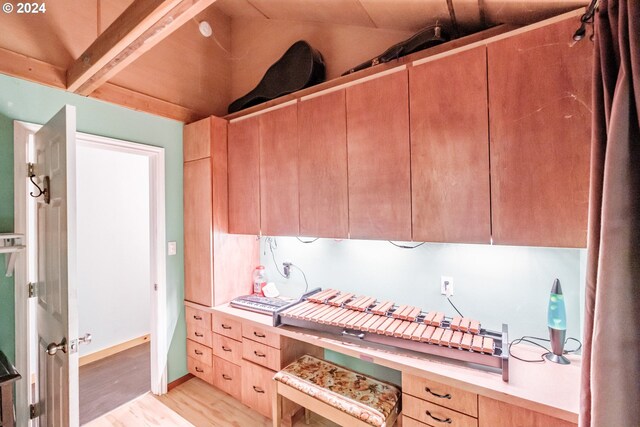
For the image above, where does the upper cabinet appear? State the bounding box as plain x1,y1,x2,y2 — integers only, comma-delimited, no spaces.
487,17,592,247
259,104,300,236
184,117,258,307
410,46,491,243
346,70,412,241
298,91,349,239
228,115,261,235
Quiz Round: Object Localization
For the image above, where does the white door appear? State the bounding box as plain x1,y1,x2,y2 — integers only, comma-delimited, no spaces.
33,105,79,426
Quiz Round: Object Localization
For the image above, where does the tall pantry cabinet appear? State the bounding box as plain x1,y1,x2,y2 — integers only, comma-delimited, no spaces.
183,116,259,307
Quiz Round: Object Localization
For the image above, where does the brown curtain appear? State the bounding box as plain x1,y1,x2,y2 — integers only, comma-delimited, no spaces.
580,0,640,426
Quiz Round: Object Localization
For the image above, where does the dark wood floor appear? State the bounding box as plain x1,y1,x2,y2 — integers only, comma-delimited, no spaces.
79,342,150,425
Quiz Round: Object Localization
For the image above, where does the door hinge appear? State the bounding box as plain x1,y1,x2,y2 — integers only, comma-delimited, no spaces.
154,283,158,291
28,282,37,298
29,402,39,419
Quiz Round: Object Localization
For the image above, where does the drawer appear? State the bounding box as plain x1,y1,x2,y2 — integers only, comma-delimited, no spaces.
403,373,478,416
188,356,214,384
243,338,281,371
187,339,212,366
212,314,242,341
241,360,274,419
403,415,430,427
243,323,281,349
187,323,212,348
212,356,242,401
403,394,478,427
185,306,212,330
213,333,243,365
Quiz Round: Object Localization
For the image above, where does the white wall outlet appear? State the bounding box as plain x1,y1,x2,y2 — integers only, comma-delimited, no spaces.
167,241,177,256
441,276,454,296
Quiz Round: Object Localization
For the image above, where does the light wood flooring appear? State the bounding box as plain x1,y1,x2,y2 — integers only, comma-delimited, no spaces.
88,377,340,427
80,342,151,425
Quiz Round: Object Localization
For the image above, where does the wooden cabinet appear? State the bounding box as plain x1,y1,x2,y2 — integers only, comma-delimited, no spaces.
186,306,214,385
403,373,478,417
183,116,259,307
298,90,349,238
346,70,412,240
228,115,261,235
410,46,491,243
487,17,592,247
478,396,576,427
259,104,300,236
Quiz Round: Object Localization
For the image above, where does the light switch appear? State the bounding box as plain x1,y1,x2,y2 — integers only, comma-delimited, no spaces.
167,241,177,256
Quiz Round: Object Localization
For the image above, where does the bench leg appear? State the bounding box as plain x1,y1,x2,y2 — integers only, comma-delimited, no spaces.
304,408,311,425
273,381,282,427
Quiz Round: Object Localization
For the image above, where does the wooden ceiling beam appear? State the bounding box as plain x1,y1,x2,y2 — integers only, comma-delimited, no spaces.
67,0,218,96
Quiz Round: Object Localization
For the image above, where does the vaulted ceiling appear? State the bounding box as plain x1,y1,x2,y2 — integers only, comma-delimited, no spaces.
0,0,588,122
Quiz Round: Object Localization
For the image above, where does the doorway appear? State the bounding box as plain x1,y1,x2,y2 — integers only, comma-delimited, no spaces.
13,121,168,426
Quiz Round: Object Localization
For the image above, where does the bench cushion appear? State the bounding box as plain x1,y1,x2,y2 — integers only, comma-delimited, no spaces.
273,355,400,427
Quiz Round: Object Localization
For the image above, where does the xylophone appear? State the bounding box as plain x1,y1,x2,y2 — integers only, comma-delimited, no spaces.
274,288,509,382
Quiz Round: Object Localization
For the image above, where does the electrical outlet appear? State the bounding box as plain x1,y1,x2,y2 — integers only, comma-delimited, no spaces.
441,276,454,296
167,241,177,256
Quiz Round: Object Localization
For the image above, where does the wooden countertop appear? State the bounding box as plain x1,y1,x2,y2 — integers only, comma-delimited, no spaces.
186,301,580,424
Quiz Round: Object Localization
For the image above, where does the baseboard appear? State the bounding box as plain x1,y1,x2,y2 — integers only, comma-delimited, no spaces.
80,334,150,367
168,373,194,391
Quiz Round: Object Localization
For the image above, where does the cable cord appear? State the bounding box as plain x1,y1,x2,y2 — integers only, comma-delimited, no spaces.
388,241,426,249
266,237,310,293
296,237,319,244
447,297,464,317
509,335,582,363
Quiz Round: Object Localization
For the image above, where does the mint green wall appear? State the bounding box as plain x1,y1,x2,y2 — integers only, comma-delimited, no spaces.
0,74,187,382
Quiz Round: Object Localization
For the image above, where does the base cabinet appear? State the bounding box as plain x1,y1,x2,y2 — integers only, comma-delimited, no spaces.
478,396,576,427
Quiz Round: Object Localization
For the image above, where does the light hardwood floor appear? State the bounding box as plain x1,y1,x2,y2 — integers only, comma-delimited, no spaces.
88,377,340,427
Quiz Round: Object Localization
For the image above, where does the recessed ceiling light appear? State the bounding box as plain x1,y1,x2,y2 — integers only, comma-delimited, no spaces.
199,21,213,37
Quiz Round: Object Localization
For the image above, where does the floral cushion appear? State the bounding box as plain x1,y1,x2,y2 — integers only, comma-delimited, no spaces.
273,355,400,427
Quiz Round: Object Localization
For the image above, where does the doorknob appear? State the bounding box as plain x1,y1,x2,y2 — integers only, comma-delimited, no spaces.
46,338,67,356
78,333,92,345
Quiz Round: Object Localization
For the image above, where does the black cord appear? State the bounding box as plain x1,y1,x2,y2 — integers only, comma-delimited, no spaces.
573,0,598,41
296,237,319,244
447,297,463,317
267,237,288,279
509,335,583,363
388,241,426,249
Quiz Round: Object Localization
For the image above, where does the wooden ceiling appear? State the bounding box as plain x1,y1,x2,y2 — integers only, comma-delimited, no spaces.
214,0,589,34
0,0,588,123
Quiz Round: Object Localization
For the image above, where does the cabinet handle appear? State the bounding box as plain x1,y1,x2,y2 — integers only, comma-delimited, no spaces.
222,374,232,381
221,324,232,330
254,351,266,358
222,346,232,352
194,332,204,337
425,411,452,424
253,331,266,338
194,349,203,355
193,315,203,320
253,386,265,394
195,367,204,373
425,387,451,399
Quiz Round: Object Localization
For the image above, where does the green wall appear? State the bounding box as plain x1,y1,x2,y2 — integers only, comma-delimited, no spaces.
0,73,187,382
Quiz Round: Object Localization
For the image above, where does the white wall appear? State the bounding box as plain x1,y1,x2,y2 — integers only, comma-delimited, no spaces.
77,145,151,356
262,237,586,345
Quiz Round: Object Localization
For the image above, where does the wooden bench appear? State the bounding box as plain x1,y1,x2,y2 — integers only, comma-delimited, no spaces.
272,355,400,427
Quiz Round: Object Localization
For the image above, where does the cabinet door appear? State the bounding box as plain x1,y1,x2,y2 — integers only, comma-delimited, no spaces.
478,396,576,427
410,47,491,243
228,116,261,235
487,17,592,247
259,104,299,236
184,158,213,306
298,90,349,238
346,70,411,240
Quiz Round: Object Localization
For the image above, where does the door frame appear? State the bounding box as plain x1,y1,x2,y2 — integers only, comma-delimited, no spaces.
13,120,168,426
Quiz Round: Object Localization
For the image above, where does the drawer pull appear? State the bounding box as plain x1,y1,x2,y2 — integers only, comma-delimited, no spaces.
222,374,232,381
253,386,265,394
254,351,266,358
426,410,452,424
193,315,203,320
253,331,266,338
194,349,203,355
221,324,232,330
194,332,204,337
195,367,204,373
222,346,232,352
425,387,451,399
